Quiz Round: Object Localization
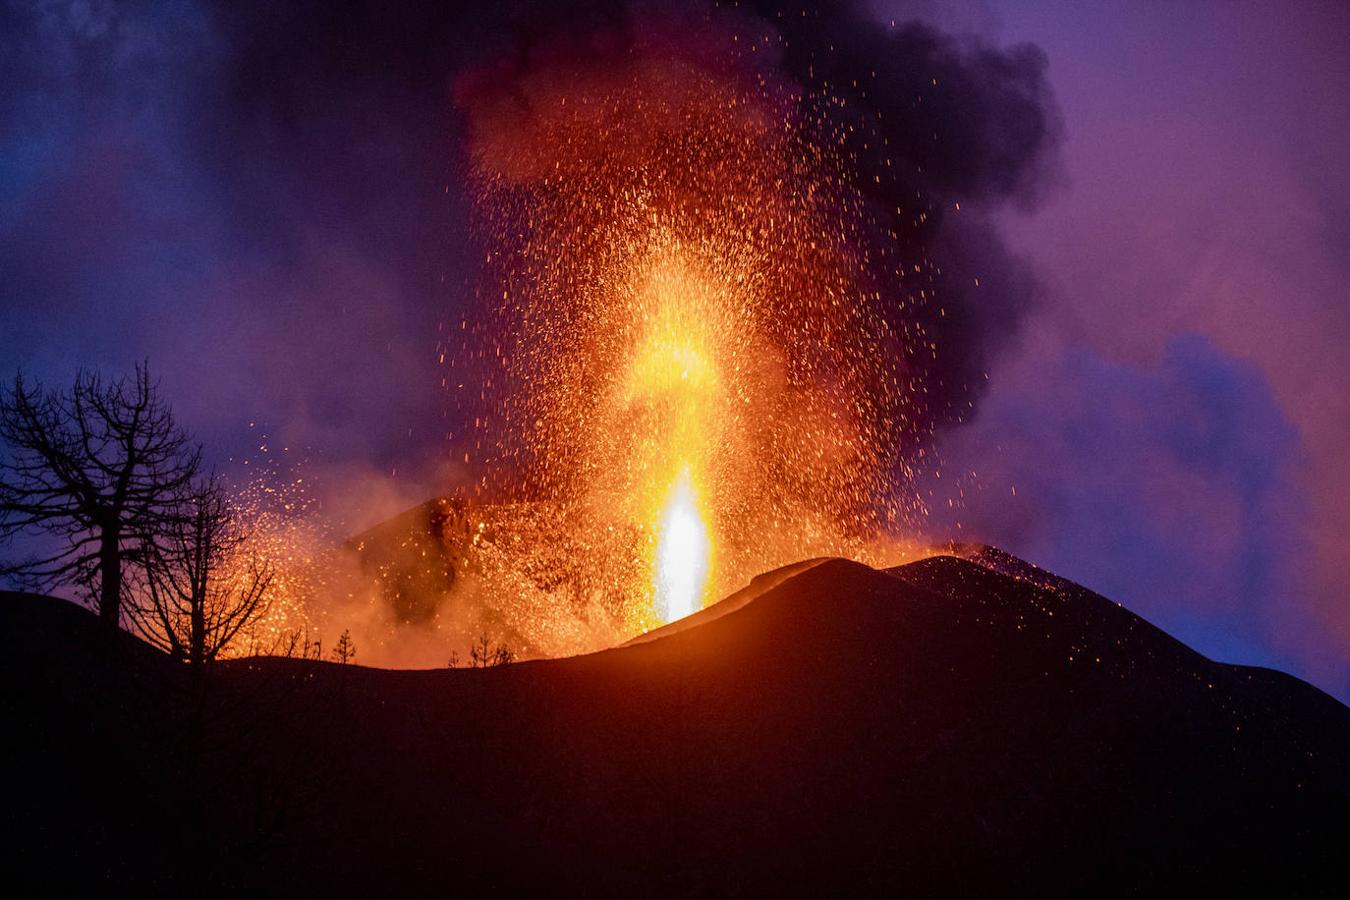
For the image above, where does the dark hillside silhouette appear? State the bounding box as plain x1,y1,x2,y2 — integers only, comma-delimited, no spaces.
3,552,1347,896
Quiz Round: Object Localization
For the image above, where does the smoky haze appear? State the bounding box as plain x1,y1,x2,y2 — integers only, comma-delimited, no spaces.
5,1,1345,700
2,0,1062,667
1,0,1058,507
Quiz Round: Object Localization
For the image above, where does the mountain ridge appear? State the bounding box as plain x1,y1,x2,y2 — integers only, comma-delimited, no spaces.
3,550,1347,896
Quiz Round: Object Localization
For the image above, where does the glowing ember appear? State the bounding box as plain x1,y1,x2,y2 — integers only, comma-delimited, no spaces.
446,31,936,646
654,467,710,623
215,450,327,657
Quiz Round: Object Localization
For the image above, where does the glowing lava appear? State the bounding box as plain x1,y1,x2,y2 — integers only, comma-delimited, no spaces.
654,466,710,622
453,40,935,645
609,249,731,625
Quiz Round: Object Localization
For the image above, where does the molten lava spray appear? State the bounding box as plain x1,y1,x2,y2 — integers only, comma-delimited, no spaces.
454,31,929,634
111,3,1058,665
442,6,1059,645
655,467,710,622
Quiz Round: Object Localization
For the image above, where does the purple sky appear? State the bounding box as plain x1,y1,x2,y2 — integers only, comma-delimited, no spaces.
1,1,1346,698
893,0,1350,698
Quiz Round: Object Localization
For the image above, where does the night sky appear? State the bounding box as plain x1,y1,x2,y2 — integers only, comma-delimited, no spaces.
2,0,1346,700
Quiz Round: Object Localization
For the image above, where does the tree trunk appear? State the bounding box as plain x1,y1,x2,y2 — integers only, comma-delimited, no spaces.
189,602,206,670
99,528,122,625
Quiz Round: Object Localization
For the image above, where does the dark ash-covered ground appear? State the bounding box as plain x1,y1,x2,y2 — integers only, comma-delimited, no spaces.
4,549,1347,897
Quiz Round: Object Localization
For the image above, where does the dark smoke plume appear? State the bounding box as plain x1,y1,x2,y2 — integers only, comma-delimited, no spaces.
739,1,1062,432
2,0,1058,484
447,3,1061,495
207,0,1059,451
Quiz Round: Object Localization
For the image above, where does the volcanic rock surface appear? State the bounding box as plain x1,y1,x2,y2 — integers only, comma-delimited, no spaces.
4,550,1348,896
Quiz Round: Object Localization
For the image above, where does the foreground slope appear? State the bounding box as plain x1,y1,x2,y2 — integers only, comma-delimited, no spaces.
3,555,1348,896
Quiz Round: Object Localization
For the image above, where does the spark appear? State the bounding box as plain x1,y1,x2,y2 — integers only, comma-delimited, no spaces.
444,48,935,642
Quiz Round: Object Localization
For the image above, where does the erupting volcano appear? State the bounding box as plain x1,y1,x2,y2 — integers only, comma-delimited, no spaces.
5,2,1350,896
336,6,1067,662
434,32,957,641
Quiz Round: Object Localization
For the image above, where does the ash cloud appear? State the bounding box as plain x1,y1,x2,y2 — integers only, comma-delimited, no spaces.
4,1,1343,697
1,0,1057,488
451,0,1062,443
746,0,1062,431
2,1,1058,658
752,8,1062,226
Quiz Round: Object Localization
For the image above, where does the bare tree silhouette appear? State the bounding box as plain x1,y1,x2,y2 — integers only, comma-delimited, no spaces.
128,475,274,671
275,626,324,661
0,365,200,624
332,629,356,665
467,632,516,668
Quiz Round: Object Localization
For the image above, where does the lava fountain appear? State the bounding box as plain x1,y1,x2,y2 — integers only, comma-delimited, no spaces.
654,467,709,622
451,26,936,645
618,254,728,623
